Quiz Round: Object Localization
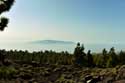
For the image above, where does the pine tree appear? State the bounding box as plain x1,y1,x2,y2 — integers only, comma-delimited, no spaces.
119,50,125,65
0,0,15,31
74,43,86,66
87,50,94,67
102,48,108,67
108,47,118,67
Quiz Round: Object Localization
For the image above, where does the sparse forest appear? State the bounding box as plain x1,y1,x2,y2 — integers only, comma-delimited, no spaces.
0,43,124,82
0,43,125,68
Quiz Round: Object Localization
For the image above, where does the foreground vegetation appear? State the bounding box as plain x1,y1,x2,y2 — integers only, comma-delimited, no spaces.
0,43,124,82
0,62,124,83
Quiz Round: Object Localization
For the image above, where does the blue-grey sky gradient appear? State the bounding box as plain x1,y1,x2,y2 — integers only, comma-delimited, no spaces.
1,0,125,44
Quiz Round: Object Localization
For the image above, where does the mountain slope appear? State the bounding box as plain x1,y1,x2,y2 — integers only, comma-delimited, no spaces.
32,40,75,45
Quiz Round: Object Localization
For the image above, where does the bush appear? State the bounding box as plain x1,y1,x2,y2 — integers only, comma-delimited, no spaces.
0,66,17,79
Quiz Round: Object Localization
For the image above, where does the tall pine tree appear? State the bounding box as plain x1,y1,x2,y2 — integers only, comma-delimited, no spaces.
74,43,86,66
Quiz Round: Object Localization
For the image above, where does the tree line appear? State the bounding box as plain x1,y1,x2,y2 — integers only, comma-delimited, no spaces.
74,43,125,68
0,42,124,68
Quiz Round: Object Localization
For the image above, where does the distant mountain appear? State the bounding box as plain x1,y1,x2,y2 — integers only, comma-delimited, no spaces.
31,40,76,45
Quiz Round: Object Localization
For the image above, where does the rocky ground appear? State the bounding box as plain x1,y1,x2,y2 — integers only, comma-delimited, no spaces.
0,60,125,83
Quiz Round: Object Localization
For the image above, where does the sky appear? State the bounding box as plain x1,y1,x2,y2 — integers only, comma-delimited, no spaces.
1,0,125,44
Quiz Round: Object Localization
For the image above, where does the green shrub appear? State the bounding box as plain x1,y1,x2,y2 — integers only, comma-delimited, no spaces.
0,66,17,79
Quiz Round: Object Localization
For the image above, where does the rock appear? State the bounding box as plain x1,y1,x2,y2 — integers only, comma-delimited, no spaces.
15,78,24,83
3,59,12,66
116,65,125,80
64,74,73,79
19,72,32,80
48,73,60,82
84,75,102,83
102,77,114,83
31,61,39,67
85,75,93,80
28,79,36,83
90,76,102,83
113,80,125,83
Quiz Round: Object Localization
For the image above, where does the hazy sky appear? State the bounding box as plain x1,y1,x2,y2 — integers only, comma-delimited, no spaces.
1,0,125,44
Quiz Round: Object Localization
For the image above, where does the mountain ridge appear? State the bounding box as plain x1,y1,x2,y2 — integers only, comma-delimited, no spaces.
31,40,76,45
